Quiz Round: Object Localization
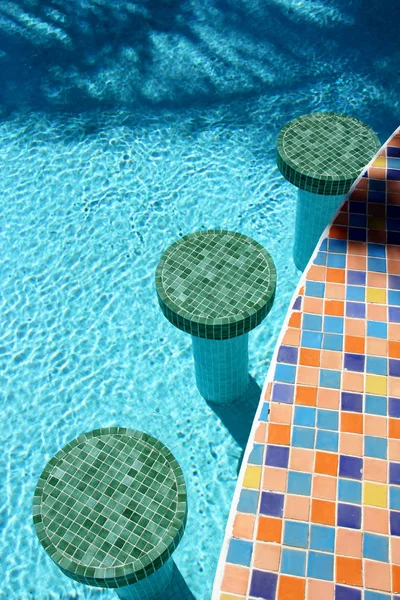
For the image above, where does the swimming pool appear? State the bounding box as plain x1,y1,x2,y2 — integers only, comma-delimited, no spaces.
0,1,399,598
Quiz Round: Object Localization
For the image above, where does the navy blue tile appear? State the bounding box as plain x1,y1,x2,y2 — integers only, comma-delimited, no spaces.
389,219,400,232
344,353,365,373
390,463,400,485
390,398,400,418
389,275,400,290
337,503,361,529
347,270,366,285
388,206,400,219
349,201,366,214
390,307,400,323
293,296,302,310
346,302,366,319
249,570,278,600
388,146,400,158
368,190,386,203
390,359,400,377
272,383,294,404
277,345,298,365
349,214,367,228
335,584,362,600
339,455,363,480
388,231,400,245
388,169,400,181
391,511,400,536
265,445,289,468
260,491,284,517
369,179,386,191
349,228,366,242
341,392,363,413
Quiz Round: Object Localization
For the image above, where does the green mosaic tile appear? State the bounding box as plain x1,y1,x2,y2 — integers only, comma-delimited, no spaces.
155,230,276,340
276,112,381,195
32,428,187,589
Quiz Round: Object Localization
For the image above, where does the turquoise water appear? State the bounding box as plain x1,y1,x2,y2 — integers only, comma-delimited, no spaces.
0,1,399,598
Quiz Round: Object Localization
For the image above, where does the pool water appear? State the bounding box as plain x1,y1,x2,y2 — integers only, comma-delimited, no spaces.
0,1,399,599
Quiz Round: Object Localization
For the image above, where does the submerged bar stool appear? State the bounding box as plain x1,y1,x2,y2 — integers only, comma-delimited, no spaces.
156,230,276,403
32,428,187,600
277,112,381,271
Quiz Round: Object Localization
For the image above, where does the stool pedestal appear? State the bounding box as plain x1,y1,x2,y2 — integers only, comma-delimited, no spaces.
115,558,174,600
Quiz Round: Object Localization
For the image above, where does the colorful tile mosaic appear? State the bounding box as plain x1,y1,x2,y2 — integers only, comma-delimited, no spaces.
213,126,400,599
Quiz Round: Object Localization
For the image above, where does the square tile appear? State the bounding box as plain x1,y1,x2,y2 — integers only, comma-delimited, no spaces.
337,503,361,529
249,569,278,600
253,542,281,571
284,494,310,521
335,528,362,558
363,532,389,562
260,491,284,517
309,524,335,553
335,556,362,587
307,550,334,581
257,516,282,543
283,520,309,549
281,548,306,577
364,506,389,534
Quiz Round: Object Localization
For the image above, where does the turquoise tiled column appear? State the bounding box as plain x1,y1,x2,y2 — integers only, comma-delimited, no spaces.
156,230,276,404
277,112,381,271
115,559,174,600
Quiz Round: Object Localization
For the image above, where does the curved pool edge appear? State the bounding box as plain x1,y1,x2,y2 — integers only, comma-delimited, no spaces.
212,125,400,599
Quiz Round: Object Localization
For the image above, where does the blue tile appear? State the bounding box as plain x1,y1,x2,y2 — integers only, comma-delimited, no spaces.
389,397,400,418
364,436,387,460
287,471,312,496
265,445,289,468
227,539,253,566
391,510,400,536
346,286,365,302
365,394,387,416
324,316,344,334
368,257,387,273
388,217,400,230
366,356,387,376
368,243,386,257
369,179,386,191
277,345,298,364
363,532,389,562
281,548,306,577
323,333,343,351
390,486,400,510
327,253,346,268
316,430,338,452
338,479,361,504
320,369,341,389
317,409,339,431
283,520,309,548
260,402,270,421
390,462,400,485
364,592,391,600
389,307,400,323
346,302,366,319
335,585,361,600
303,313,323,331
329,239,347,253
260,492,284,517
339,455,363,480
344,353,365,373
337,503,361,529
367,320,387,339
390,359,400,377
237,489,258,513
292,426,315,449
305,281,325,298
389,275,400,290
347,270,366,285
350,214,367,228
275,363,296,383
249,444,264,465
341,392,363,413
302,330,323,349
294,406,316,427
388,205,400,218
307,550,334,580
272,383,294,404
249,570,277,600
320,238,328,250
389,290,400,306
314,251,327,266
309,524,335,552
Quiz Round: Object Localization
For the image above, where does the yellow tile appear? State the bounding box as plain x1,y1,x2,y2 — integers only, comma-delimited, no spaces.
220,595,244,600
372,156,386,168
366,288,387,304
243,466,262,489
364,482,387,508
366,374,387,395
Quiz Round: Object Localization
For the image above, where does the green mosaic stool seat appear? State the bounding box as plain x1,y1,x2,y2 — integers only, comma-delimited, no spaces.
277,112,380,270
155,230,276,403
32,428,187,600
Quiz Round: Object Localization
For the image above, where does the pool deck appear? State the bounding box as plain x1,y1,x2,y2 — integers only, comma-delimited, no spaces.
212,125,400,600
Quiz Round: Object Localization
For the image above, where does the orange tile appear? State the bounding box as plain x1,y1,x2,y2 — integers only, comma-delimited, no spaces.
312,474,337,500
389,323,400,341
314,451,338,476
329,225,347,240
320,350,342,370
389,341,400,358
335,528,362,558
364,415,387,437
254,542,280,571
345,318,365,336
289,448,314,472
348,240,367,254
389,438,400,461
341,412,363,434
303,296,323,314
297,365,319,386
389,377,400,399
325,283,345,300
367,304,387,322
299,286,305,295
366,337,388,356
270,403,293,424
364,560,391,592
326,267,345,284
393,565,400,594
339,433,363,457
344,335,365,354
278,575,305,600
282,328,301,346
392,538,400,565
389,418,400,440
268,423,291,445
347,254,366,270
367,272,387,287
354,178,368,190
388,245,400,260
284,494,310,521
295,386,317,406
364,457,387,483
363,506,389,534
255,422,267,443
389,259,400,275
342,371,364,393
233,513,255,540
221,564,249,595
289,312,301,328
263,467,287,492
257,516,282,543
306,579,334,600
325,300,344,316
311,498,335,526
308,265,326,281
317,388,340,409
299,348,320,367
336,556,362,587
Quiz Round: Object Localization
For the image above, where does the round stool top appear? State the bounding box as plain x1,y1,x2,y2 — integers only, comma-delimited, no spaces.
32,428,187,589
276,112,381,195
155,230,276,340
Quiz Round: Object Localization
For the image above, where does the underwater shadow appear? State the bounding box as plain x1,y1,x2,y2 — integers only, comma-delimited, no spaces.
161,561,196,599
207,376,262,450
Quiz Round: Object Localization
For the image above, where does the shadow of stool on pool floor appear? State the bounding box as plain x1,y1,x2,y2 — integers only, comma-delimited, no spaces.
158,561,196,599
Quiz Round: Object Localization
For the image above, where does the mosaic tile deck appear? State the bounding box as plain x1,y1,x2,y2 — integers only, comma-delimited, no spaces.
213,126,400,599
32,428,187,590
